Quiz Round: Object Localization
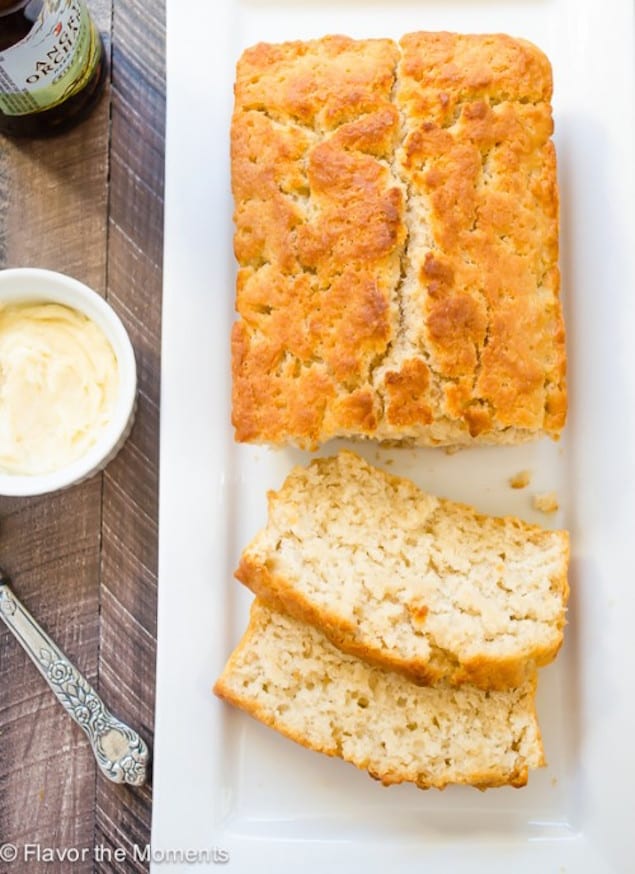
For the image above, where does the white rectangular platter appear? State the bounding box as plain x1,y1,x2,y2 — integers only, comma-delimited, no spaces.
154,1,635,870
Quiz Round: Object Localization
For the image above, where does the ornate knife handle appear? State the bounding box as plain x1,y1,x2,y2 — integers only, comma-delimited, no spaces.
0,573,148,786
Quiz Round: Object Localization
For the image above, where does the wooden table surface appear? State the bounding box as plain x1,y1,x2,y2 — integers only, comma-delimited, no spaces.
0,3,165,871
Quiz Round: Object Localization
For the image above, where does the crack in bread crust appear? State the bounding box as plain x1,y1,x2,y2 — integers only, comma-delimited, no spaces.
231,33,567,448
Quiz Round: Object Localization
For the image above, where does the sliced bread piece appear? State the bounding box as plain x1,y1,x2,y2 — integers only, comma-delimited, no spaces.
236,450,569,689
214,600,545,789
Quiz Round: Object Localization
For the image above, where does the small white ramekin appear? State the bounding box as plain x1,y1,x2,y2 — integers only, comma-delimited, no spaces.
0,268,137,497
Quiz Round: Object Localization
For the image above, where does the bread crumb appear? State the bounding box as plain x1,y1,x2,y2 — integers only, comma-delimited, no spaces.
444,445,462,456
533,491,559,514
509,470,531,489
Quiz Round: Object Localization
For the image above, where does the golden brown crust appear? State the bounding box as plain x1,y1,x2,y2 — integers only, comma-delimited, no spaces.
231,33,566,448
231,36,401,446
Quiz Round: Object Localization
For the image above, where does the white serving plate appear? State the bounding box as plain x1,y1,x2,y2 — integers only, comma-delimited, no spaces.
153,1,635,870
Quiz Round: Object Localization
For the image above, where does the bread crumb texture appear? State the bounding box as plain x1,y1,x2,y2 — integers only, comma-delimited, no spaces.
236,451,570,689
231,32,567,448
214,600,545,789
533,491,559,513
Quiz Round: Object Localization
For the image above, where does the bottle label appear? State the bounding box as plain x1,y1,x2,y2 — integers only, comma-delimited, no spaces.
0,0,101,117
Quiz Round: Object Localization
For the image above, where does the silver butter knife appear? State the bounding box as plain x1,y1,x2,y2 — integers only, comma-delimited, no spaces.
0,567,149,786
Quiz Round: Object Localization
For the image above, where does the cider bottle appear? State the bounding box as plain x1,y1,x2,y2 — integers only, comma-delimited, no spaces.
0,0,107,136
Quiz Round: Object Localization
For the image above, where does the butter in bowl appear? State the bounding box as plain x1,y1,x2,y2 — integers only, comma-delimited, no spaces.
0,268,137,497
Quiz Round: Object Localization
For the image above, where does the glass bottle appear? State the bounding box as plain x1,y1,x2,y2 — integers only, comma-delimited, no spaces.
0,0,107,136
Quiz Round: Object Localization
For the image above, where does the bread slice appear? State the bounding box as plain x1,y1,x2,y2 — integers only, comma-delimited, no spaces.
214,600,545,789
236,451,569,689
231,33,566,449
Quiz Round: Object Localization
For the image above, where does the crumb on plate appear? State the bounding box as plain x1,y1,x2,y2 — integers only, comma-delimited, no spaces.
533,491,559,514
509,470,531,489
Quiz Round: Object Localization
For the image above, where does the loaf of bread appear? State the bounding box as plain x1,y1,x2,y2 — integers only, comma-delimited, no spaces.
231,32,566,449
214,600,545,789
236,451,569,689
